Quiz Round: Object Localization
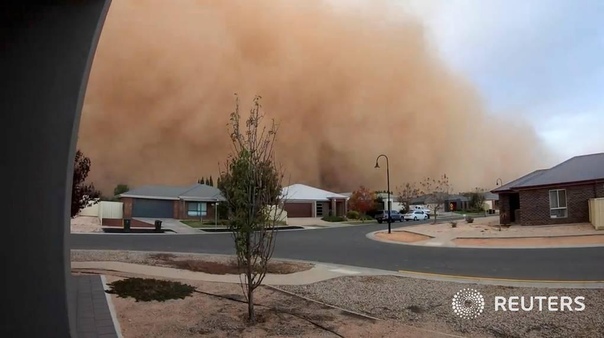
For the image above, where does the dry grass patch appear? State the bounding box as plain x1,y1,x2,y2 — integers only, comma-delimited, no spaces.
150,253,313,275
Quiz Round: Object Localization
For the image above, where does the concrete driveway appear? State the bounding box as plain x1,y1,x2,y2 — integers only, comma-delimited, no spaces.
135,218,199,234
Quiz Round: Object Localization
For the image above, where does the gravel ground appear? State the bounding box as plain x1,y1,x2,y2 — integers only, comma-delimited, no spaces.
279,276,604,338
105,274,447,338
70,216,103,233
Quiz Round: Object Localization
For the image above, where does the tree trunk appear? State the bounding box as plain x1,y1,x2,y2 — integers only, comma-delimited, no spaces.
245,231,255,323
247,275,254,322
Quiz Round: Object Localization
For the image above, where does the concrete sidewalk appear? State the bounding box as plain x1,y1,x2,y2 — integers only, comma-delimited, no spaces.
368,216,604,249
72,261,358,285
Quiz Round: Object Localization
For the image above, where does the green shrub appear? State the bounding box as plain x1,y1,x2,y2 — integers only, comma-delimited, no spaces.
360,214,374,220
321,215,347,222
346,210,360,219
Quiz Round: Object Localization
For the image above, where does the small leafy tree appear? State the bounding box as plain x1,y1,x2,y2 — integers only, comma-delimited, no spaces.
198,177,205,185
71,150,101,218
209,176,214,187
217,94,285,323
469,188,487,212
113,183,129,197
396,182,420,213
348,186,376,221
419,174,451,224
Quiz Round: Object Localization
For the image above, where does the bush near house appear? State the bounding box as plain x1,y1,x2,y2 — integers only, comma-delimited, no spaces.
321,215,347,222
346,210,360,219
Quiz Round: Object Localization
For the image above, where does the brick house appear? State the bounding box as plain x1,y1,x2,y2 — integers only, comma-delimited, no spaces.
281,184,348,217
119,183,225,220
492,153,604,225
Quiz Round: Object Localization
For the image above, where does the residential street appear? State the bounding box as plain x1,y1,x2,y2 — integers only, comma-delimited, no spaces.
70,221,604,281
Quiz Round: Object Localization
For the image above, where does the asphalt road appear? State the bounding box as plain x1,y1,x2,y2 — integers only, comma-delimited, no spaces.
70,221,604,281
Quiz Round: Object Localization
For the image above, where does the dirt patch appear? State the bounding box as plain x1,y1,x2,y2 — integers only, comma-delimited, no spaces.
375,230,432,243
105,275,446,338
149,253,313,275
454,234,604,247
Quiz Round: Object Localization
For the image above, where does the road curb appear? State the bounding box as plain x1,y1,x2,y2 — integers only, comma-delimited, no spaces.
99,275,124,338
366,229,604,249
395,270,604,289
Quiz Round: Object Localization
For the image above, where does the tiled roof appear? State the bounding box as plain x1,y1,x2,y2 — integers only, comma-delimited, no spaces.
120,183,224,201
491,152,604,193
282,184,348,201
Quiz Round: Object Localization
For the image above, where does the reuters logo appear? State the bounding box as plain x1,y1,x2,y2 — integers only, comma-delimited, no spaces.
452,288,485,319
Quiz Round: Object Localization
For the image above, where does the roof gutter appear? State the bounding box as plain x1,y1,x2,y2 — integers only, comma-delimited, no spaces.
118,194,179,200
510,178,604,191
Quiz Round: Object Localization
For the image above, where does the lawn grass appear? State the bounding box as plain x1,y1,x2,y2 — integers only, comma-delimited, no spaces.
345,219,377,224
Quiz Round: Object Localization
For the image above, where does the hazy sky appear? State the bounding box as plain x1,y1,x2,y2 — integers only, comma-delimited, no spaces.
396,0,604,163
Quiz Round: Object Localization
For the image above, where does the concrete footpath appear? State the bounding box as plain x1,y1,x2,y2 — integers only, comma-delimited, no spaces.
368,216,604,249
71,260,604,289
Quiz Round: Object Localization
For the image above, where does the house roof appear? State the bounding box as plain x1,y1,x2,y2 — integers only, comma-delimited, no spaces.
120,183,225,201
179,184,225,201
483,192,499,201
446,194,470,202
282,184,348,201
492,152,604,193
513,153,604,188
491,169,548,193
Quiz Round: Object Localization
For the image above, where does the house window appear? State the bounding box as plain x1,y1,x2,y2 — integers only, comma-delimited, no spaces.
549,189,567,218
316,202,323,217
187,202,207,217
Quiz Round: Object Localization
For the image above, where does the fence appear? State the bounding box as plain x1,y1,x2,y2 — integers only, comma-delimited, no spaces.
78,201,123,221
588,198,604,230
265,205,288,224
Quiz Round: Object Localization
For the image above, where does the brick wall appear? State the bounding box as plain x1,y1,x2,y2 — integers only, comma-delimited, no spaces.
122,197,133,219
498,193,511,224
519,182,604,225
173,200,182,219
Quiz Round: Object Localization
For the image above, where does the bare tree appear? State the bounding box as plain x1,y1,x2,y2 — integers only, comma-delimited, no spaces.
396,182,420,213
419,174,451,224
217,94,285,323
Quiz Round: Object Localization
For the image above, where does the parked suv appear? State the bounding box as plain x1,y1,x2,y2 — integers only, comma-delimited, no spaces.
375,210,403,223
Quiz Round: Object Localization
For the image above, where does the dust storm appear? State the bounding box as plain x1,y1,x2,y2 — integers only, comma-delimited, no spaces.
78,0,551,194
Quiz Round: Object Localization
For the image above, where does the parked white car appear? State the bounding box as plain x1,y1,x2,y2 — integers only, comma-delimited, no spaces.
410,206,431,219
404,210,429,221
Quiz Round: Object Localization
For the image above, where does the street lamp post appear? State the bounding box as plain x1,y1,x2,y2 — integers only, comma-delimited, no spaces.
375,154,391,234
495,178,503,230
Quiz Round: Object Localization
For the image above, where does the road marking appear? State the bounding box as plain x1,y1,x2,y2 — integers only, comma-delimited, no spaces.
397,270,604,284
330,268,361,275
